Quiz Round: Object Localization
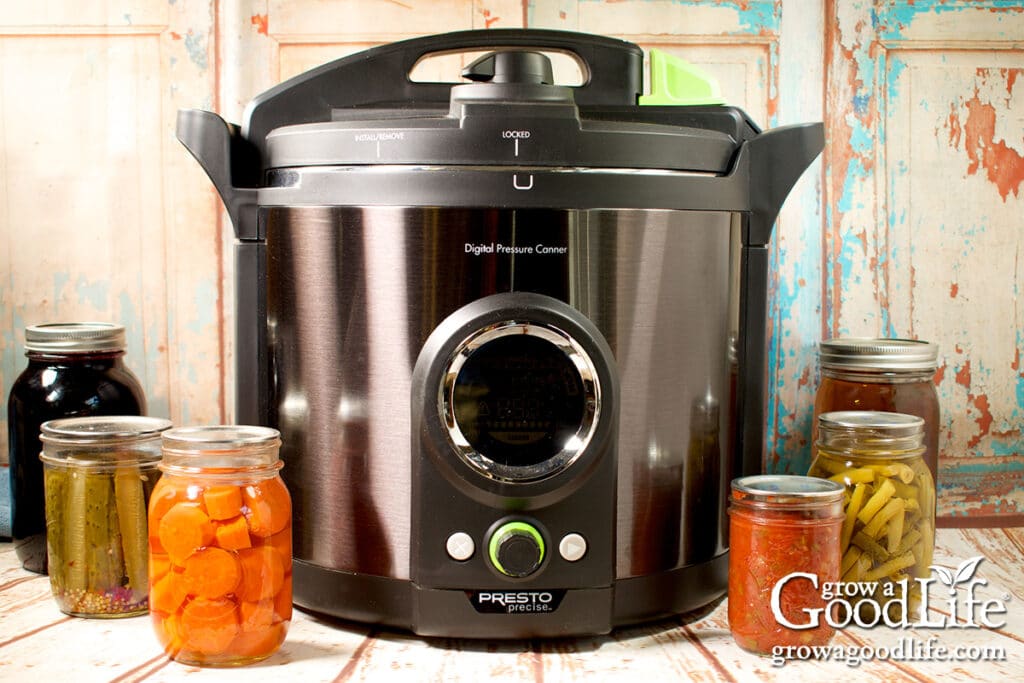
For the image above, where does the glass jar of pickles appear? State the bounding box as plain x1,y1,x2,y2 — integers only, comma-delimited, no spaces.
813,338,940,487
149,426,292,667
8,322,147,573
728,475,845,655
807,411,935,619
39,416,171,617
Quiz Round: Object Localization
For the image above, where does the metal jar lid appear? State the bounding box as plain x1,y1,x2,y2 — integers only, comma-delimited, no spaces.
162,425,281,452
161,425,282,473
731,474,844,507
817,410,924,452
41,415,172,443
39,416,172,467
819,338,938,372
25,322,127,354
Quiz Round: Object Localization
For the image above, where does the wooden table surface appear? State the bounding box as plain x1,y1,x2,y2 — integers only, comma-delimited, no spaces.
1,528,1022,682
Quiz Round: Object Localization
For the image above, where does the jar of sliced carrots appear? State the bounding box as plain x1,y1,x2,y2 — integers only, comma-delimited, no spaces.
149,426,291,667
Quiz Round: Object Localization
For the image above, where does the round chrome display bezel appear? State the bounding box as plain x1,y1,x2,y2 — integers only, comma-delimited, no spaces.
439,321,601,483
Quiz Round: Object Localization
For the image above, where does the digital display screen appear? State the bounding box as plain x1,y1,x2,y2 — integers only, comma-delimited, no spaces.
452,335,586,468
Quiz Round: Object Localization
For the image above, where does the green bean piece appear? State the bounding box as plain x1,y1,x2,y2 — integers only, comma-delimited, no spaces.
862,551,916,582
830,467,876,485
852,530,890,562
842,482,868,549
841,546,863,575
813,456,853,476
890,479,919,501
886,506,905,553
867,463,915,484
864,497,905,538
895,528,922,556
842,554,873,582
857,478,895,524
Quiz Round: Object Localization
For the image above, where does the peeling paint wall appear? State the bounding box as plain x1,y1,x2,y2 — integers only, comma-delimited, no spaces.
824,0,1024,521
1,0,1020,522
0,2,225,453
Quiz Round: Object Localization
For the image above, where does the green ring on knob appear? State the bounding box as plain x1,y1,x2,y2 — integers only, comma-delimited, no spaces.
488,521,545,577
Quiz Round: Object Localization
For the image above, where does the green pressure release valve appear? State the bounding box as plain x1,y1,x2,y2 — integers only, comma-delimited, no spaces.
489,521,546,578
639,48,725,106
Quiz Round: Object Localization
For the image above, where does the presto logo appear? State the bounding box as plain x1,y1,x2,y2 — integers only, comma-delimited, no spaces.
468,590,566,614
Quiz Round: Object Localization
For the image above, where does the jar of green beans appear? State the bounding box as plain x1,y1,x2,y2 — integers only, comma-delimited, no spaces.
807,411,934,619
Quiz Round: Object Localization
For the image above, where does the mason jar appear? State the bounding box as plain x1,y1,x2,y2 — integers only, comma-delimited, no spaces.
149,426,292,667
813,338,940,487
807,411,935,620
728,474,845,655
39,416,170,617
7,322,146,573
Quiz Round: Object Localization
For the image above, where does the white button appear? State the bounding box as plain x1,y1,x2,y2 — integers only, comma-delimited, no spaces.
559,533,587,562
446,532,475,561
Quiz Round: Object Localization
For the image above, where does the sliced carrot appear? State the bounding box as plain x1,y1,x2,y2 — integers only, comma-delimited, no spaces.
150,569,189,614
235,546,286,602
203,485,243,521
150,552,172,584
214,515,252,551
241,478,291,537
149,478,190,520
149,480,189,555
180,597,240,655
152,611,185,658
267,527,291,561
274,574,293,622
239,599,275,630
228,622,286,660
159,503,215,565
181,547,241,599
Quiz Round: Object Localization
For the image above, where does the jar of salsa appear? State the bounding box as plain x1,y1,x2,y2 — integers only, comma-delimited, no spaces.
728,475,844,655
39,416,170,617
807,411,934,619
149,426,292,667
813,338,940,488
7,322,146,573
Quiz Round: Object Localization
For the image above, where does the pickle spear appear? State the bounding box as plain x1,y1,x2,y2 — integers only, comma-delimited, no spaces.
114,464,149,599
85,471,114,593
64,468,89,603
43,467,68,593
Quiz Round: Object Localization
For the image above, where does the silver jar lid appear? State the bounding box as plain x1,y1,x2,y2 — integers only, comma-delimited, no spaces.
817,410,924,451
39,416,171,467
819,338,938,372
41,415,173,442
162,425,281,451
25,322,127,353
161,425,282,473
731,474,844,507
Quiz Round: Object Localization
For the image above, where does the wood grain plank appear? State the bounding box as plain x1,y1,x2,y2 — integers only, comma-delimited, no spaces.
1,531,1023,680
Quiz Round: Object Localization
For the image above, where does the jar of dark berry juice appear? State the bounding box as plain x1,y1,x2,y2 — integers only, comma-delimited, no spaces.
6,323,146,573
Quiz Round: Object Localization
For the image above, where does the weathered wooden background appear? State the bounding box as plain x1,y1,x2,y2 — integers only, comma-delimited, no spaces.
0,1,1021,522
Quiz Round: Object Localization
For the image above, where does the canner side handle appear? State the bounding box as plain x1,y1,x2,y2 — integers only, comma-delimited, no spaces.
735,123,824,477
176,109,266,425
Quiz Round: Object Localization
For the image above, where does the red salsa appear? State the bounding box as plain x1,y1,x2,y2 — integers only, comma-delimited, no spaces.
728,475,844,655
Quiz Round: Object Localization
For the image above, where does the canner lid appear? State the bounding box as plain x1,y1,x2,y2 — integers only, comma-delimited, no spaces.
246,30,759,173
